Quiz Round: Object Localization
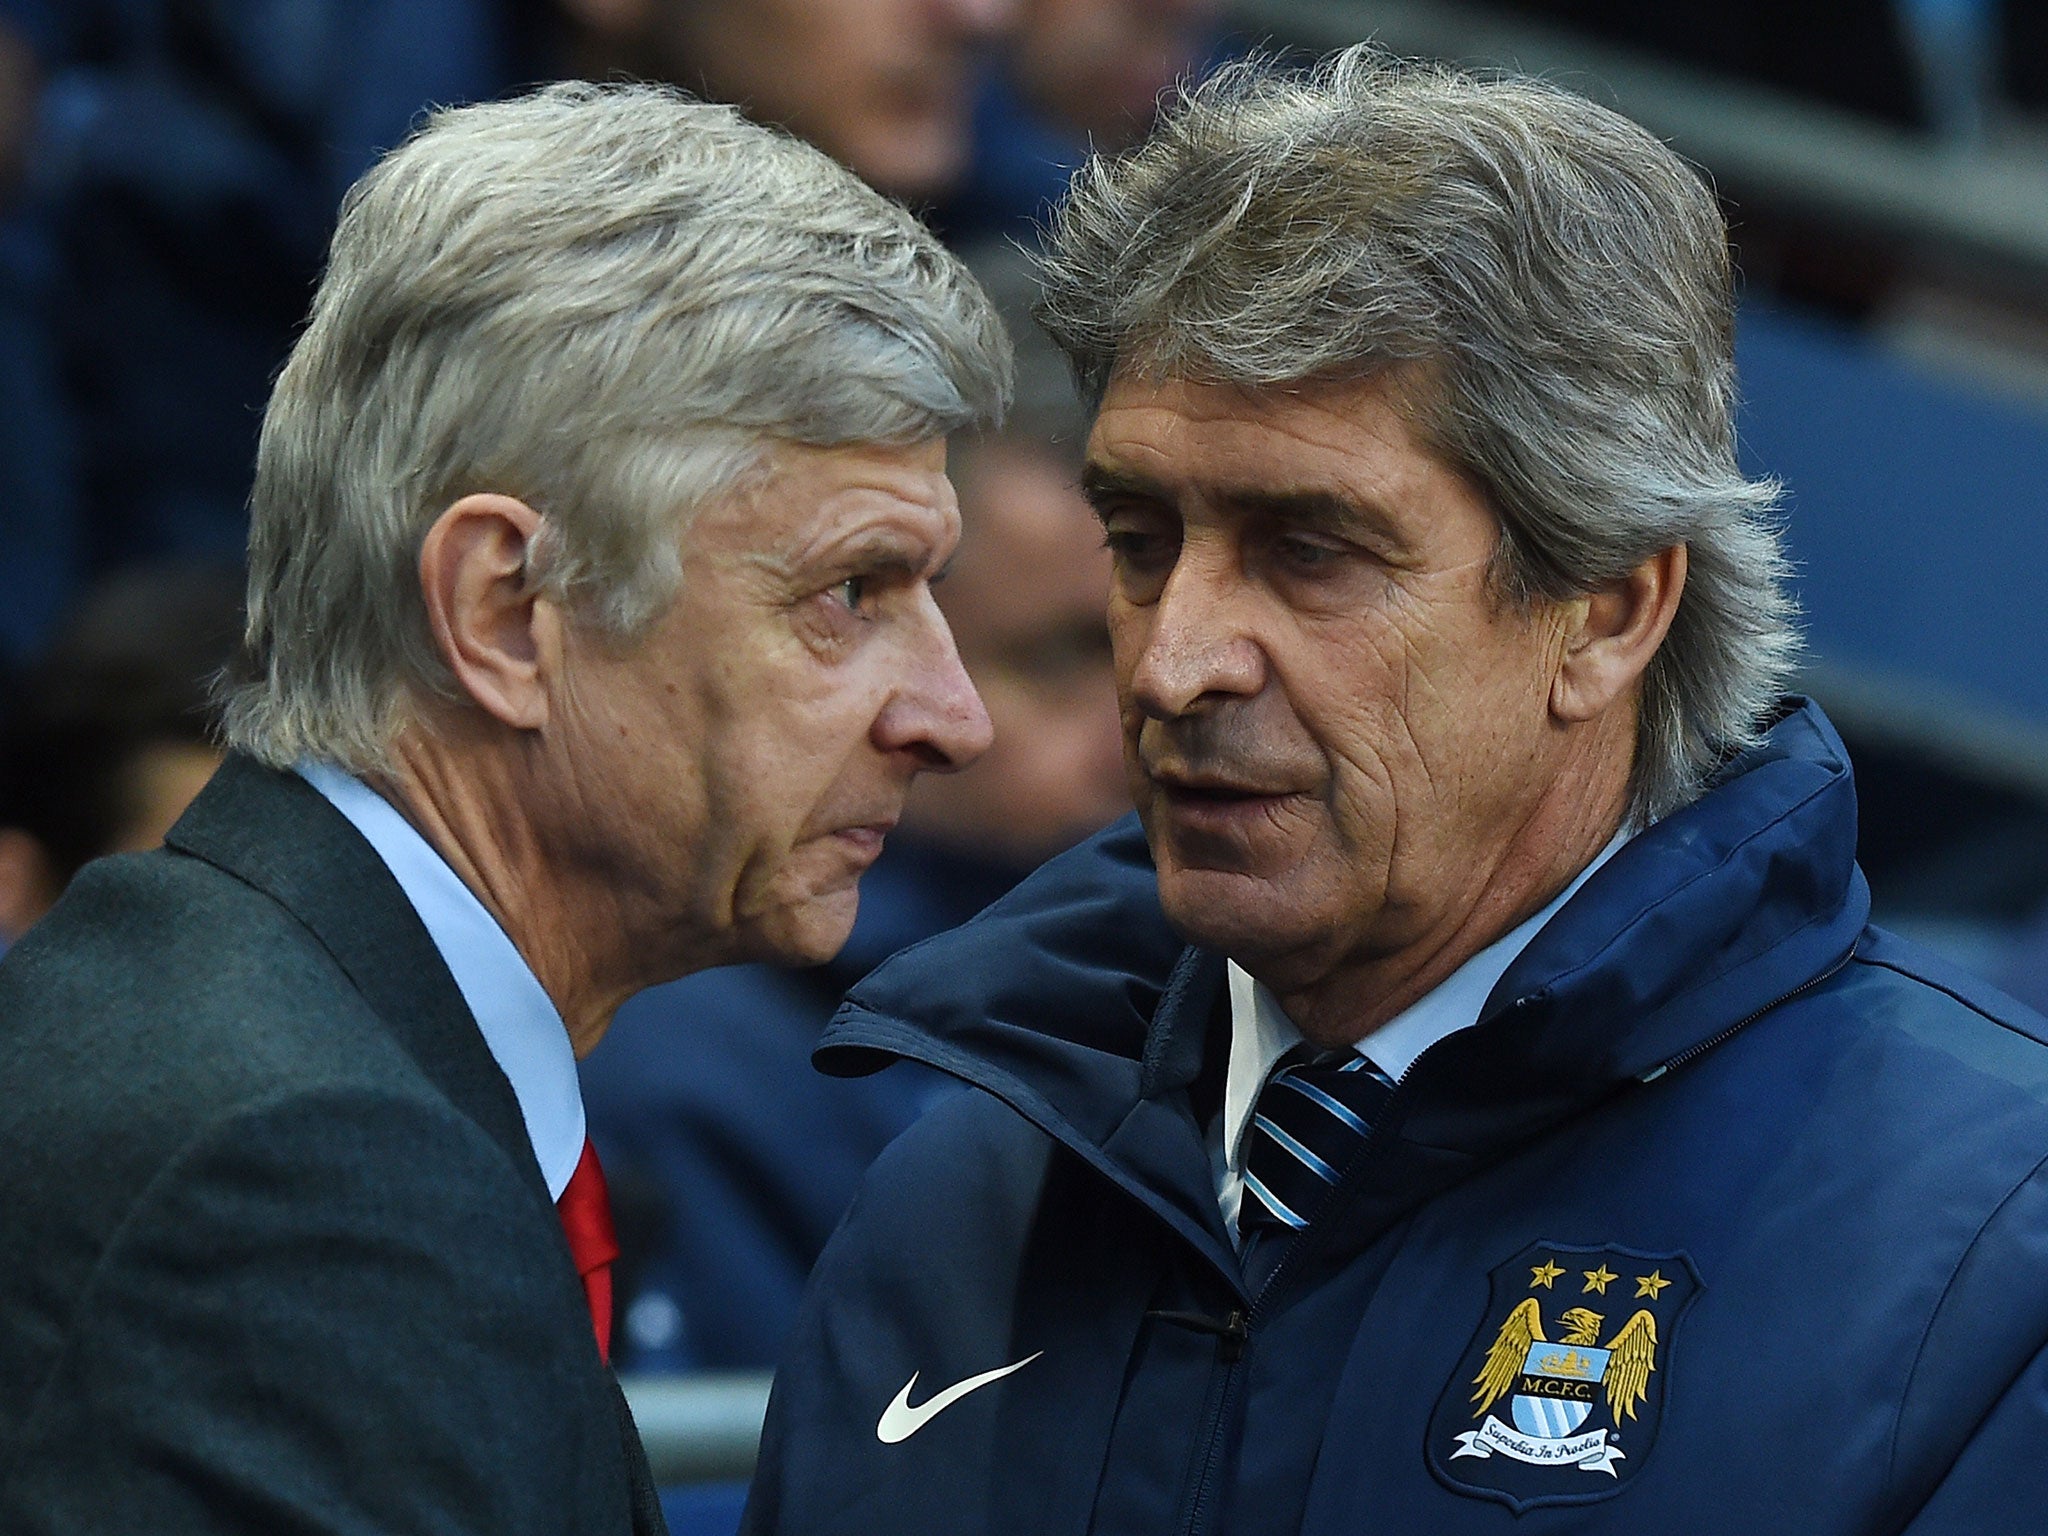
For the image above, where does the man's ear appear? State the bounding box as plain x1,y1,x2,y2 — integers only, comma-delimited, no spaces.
1550,544,1687,724
417,494,562,732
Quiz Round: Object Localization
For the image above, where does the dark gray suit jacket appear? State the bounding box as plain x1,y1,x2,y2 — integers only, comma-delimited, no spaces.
0,755,666,1534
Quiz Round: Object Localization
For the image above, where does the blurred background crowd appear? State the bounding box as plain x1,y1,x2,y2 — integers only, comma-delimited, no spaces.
2,0,2048,1520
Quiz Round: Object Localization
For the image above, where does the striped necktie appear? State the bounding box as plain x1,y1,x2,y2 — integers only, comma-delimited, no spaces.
1239,1047,1397,1242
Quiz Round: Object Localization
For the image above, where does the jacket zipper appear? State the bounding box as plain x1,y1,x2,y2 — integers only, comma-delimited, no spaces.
1635,942,1856,1083
1170,1010,1455,1536
1175,1307,1250,1536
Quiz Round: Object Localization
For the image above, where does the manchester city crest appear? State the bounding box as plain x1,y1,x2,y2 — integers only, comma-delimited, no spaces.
1427,1242,1700,1511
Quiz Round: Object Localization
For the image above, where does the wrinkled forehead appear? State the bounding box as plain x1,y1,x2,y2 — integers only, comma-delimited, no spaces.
695,436,961,571
1085,368,1462,494
1080,367,1515,580
1087,350,1446,438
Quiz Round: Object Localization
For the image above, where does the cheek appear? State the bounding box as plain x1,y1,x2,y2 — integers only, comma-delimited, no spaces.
1379,600,1540,756
1282,629,1415,797
729,734,839,829
687,700,823,837
767,684,903,832
1424,631,1561,787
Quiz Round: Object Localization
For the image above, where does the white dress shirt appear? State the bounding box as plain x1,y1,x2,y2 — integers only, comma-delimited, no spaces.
1212,833,1628,1239
298,762,586,1200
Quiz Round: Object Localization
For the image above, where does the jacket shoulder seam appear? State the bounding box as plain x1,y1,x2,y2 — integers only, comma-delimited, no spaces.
1853,953,2046,1043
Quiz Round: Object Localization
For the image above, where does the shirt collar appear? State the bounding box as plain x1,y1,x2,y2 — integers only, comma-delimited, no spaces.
1220,830,1629,1176
297,762,585,1200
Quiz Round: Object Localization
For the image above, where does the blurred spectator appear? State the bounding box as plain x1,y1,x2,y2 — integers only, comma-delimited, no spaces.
0,11,73,667
902,255,1127,866
943,0,1227,239
0,0,512,648
556,0,1227,242
1011,0,1223,148
555,0,1014,200
0,563,241,945
1491,0,1929,126
581,242,1125,1371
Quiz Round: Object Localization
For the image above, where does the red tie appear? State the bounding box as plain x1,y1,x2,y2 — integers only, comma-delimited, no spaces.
556,1136,619,1362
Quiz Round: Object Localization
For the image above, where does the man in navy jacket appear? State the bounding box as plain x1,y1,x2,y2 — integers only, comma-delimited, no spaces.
746,47,2048,1534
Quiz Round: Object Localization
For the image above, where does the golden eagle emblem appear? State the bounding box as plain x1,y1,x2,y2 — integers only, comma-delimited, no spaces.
1471,1303,1659,1423
1434,1245,1696,1507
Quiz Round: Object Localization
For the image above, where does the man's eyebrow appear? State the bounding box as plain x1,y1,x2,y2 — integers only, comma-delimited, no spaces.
753,528,939,583
1080,467,1415,554
1221,486,1418,555
1220,487,1385,535
1079,464,1171,516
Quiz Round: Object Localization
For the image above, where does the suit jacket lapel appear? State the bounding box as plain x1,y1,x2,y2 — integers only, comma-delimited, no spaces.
170,754,672,1529
165,753,551,1211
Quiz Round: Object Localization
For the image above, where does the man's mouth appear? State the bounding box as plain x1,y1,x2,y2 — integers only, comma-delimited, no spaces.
1151,766,1301,799
1149,772,1308,823
831,818,899,860
1163,783,1268,804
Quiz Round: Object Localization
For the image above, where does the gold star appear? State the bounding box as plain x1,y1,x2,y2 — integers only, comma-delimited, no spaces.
1582,1264,1617,1295
1529,1260,1564,1289
1636,1270,1672,1300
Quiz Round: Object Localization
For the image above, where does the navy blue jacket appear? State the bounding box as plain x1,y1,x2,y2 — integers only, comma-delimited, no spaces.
746,701,2048,1533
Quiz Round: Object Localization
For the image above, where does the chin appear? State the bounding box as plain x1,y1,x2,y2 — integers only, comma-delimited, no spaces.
1156,865,1288,957
749,891,862,969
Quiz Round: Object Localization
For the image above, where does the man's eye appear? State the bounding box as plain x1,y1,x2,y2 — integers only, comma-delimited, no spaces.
1102,525,1175,567
1276,535,1343,571
831,576,867,611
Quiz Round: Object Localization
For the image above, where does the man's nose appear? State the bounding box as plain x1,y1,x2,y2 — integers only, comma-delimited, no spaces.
1122,545,1265,720
877,603,995,772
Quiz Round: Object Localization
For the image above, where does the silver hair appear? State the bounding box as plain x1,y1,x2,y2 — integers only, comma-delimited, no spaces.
1037,47,1798,822
223,80,1010,771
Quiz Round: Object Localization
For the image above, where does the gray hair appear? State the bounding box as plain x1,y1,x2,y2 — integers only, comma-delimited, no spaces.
1037,47,1798,822
224,80,1010,771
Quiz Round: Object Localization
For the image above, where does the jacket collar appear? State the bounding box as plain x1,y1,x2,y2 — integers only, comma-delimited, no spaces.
1398,698,1868,1149
820,700,1871,1283
164,753,552,1211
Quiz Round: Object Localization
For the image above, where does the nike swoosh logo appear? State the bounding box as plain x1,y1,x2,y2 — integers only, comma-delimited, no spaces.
875,1351,1044,1444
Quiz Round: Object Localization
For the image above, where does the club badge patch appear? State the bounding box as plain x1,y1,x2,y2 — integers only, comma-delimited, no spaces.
1427,1242,1700,1511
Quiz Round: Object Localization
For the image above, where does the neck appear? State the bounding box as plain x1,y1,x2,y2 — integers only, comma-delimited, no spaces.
373,720,635,1058
1276,731,1633,1052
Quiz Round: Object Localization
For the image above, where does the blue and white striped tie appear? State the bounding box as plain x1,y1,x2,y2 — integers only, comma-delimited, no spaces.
1239,1047,1396,1240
